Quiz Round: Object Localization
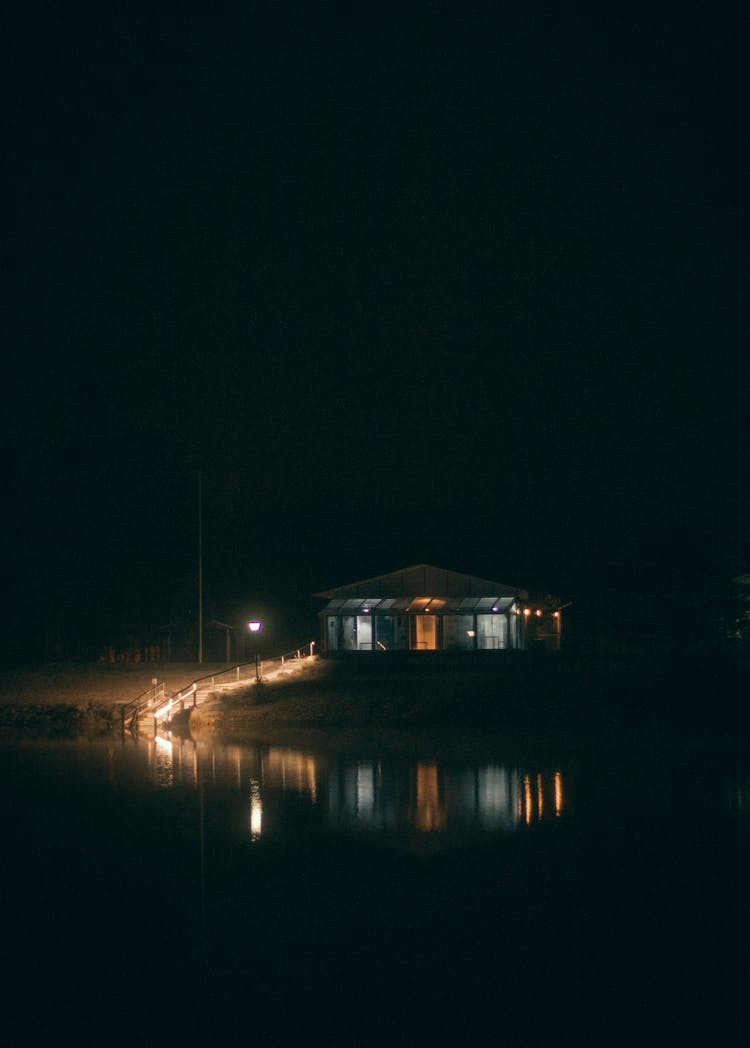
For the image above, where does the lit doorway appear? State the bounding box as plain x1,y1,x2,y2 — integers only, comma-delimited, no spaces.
413,616,437,650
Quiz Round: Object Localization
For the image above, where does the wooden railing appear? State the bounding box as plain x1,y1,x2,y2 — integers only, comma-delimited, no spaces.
120,680,165,734
121,641,316,735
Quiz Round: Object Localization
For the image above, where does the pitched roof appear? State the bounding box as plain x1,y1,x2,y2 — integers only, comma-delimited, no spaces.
314,564,525,600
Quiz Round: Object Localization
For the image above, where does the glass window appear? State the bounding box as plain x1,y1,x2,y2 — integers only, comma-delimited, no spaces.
338,616,357,650
326,616,338,650
374,615,408,651
477,613,508,650
442,615,475,650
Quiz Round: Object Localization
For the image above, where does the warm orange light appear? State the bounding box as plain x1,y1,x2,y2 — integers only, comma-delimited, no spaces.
524,774,533,825
554,770,563,816
416,763,445,831
535,610,542,617
523,608,531,616
265,748,318,796
249,779,262,840
553,611,560,618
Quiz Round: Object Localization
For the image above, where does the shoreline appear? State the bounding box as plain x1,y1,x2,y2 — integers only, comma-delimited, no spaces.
1,651,748,743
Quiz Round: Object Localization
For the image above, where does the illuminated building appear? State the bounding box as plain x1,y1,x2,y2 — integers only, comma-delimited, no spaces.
315,564,563,653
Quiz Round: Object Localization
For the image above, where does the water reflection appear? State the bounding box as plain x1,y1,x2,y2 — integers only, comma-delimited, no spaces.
31,733,750,850
141,734,567,846
153,734,175,788
248,778,262,840
4,730,749,1045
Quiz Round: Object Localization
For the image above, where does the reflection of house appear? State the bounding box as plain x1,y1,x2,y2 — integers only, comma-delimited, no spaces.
325,760,565,836
315,564,563,653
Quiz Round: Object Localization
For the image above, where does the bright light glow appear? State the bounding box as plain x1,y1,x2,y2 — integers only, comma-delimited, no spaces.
553,611,560,617
523,608,531,616
491,606,498,612
248,621,262,633
554,770,563,816
524,774,533,825
249,779,262,840
153,735,174,788
536,610,542,617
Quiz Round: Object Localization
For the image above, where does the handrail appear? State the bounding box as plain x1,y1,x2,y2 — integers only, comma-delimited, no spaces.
121,681,165,719
122,640,317,730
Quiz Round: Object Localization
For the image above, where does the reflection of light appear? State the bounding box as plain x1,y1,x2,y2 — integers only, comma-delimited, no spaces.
266,749,318,801
524,774,533,825
473,767,517,829
537,773,544,821
357,763,375,816
554,770,563,816
154,734,174,788
416,763,445,831
249,779,262,840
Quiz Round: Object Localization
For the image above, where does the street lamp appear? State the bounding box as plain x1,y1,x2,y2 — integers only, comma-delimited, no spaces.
248,620,263,681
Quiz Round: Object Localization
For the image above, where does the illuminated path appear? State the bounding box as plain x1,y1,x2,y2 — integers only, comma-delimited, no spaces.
121,645,317,737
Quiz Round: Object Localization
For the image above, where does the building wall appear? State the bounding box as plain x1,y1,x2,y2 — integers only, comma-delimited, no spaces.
321,608,529,652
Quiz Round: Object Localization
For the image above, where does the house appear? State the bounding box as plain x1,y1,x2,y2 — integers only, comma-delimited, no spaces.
315,564,563,654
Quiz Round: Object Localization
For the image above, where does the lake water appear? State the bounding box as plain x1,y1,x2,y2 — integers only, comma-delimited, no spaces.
3,727,749,1043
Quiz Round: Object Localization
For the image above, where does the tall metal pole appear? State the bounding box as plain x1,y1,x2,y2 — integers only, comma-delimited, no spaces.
198,470,203,665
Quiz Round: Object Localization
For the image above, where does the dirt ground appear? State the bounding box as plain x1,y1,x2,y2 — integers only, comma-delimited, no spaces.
0,662,231,706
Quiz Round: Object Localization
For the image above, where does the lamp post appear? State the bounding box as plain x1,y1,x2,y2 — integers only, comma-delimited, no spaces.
248,620,263,681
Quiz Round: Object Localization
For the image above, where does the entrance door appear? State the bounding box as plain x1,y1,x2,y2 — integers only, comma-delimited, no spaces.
356,615,373,650
413,615,437,650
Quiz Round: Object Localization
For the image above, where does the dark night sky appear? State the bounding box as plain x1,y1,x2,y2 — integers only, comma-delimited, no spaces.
4,3,749,658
